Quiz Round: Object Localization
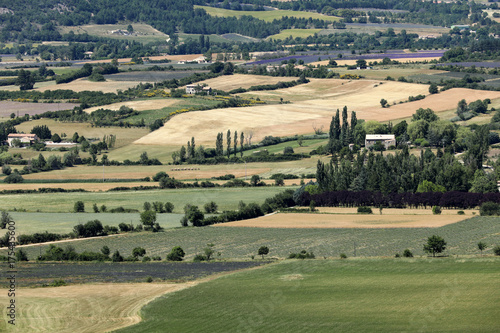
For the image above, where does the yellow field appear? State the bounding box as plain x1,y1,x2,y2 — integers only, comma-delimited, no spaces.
215,211,471,228
192,74,296,91
84,99,179,113
34,78,140,93
310,57,442,67
0,282,194,333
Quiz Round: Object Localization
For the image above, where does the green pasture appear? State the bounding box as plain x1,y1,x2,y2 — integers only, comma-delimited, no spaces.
7,216,500,261
0,186,290,213
197,6,340,23
242,138,327,156
320,23,448,36
118,258,500,333
124,98,222,123
267,29,322,40
58,24,170,44
177,33,233,44
7,212,184,234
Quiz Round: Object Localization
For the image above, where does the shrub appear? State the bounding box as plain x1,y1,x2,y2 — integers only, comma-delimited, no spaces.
74,201,85,213
193,254,207,262
166,246,185,261
340,253,347,259
288,250,315,259
493,245,500,256
432,206,442,215
480,202,500,216
395,253,401,258
357,206,373,214
4,173,23,183
403,249,413,258
112,250,123,262
457,210,465,215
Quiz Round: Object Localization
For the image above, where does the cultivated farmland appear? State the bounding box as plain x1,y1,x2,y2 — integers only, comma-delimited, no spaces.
0,101,78,117
215,211,471,228
197,6,341,23
117,258,500,333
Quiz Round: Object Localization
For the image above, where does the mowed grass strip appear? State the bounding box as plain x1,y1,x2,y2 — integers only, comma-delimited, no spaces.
117,258,500,333
196,6,340,22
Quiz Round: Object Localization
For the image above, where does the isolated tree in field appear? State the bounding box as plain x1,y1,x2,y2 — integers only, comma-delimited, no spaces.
16,249,28,261
16,69,35,90
380,98,388,108
477,242,487,256
184,205,204,227
258,246,269,259
143,201,152,211
140,210,157,227
429,83,438,94
74,201,85,213
250,175,261,186
423,235,447,257
204,243,215,261
51,133,61,143
2,165,11,176
132,247,146,258
166,246,185,261
164,202,174,213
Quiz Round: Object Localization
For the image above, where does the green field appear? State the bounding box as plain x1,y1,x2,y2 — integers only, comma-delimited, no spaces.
197,6,340,23
7,212,185,234
0,187,289,213
58,24,170,43
117,258,500,332
267,29,322,40
124,98,222,123
6,217,499,261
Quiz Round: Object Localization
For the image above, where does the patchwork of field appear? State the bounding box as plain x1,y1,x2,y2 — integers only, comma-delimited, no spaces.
137,79,430,145
216,212,471,228
197,5,340,22
116,258,500,333
7,217,499,260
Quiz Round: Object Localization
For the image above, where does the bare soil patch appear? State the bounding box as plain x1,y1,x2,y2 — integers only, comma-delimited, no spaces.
214,212,470,228
0,101,78,117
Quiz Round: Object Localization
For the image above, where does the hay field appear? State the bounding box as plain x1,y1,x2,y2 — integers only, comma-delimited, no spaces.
192,74,296,91
0,283,193,333
358,88,500,122
137,79,429,145
34,78,140,93
315,207,479,216
215,212,470,228
84,99,179,113
58,23,169,43
0,182,153,192
311,57,441,67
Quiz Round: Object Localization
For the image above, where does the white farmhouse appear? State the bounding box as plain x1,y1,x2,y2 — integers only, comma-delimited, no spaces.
365,134,396,149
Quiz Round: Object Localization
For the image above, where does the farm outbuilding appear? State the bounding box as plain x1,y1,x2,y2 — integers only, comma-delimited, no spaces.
7,133,38,146
365,134,396,149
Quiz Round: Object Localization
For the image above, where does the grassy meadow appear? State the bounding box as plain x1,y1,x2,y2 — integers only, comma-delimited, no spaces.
58,24,170,43
0,186,290,213
118,258,500,333
197,6,340,23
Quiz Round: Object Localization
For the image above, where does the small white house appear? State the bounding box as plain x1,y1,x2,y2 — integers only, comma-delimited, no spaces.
365,134,396,149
